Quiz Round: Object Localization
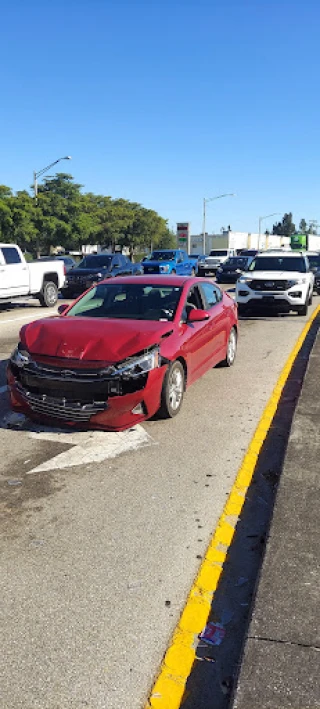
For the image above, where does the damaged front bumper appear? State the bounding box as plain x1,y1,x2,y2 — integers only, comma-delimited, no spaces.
7,353,167,431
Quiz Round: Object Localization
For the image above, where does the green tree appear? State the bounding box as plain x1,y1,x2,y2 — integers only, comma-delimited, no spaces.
0,185,13,241
299,218,308,234
272,212,295,237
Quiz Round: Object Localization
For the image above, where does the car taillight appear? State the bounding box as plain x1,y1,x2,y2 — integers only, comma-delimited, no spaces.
63,265,67,275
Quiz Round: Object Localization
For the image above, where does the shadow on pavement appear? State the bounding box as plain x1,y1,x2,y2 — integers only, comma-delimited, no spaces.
180,313,320,709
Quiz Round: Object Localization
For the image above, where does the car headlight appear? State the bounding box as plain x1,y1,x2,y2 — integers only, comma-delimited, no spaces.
235,268,242,273
238,277,252,285
217,267,223,273
10,345,32,368
288,278,306,287
100,348,161,380
159,265,170,273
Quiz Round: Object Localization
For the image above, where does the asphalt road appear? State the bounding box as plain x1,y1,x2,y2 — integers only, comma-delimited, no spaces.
0,295,318,709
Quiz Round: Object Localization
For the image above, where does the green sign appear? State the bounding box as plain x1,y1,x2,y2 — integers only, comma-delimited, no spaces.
290,234,307,250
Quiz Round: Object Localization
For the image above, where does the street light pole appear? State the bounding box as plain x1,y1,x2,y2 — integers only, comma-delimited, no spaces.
202,193,236,254
33,155,72,203
258,212,281,250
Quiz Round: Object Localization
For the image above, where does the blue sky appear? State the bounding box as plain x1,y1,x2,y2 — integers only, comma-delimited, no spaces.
1,0,319,234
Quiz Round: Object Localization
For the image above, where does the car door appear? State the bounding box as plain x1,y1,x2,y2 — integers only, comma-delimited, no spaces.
110,255,122,277
0,246,29,297
199,281,228,364
119,255,134,276
179,284,215,383
176,251,185,275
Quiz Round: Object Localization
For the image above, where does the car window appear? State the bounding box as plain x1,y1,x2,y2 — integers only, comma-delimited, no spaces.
248,256,307,273
200,282,222,308
182,285,204,318
77,255,113,269
66,282,182,321
1,247,22,265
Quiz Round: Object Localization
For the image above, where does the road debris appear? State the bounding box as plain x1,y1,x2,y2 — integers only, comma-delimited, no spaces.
199,621,226,646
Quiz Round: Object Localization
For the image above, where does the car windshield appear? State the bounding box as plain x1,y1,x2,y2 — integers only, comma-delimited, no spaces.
248,256,307,273
209,250,228,257
307,255,320,269
224,257,248,268
77,255,113,268
150,251,176,261
66,282,182,321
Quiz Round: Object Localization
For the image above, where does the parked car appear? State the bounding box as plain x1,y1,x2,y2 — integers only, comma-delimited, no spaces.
7,275,238,431
0,243,65,307
197,249,236,276
236,251,314,316
216,256,253,283
142,249,197,275
38,255,77,272
237,249,259,258
61,253,143,298
188,254,206,275
305,252,320,293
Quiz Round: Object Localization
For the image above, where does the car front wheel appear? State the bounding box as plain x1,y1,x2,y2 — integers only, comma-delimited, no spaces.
158,360,185,418
296,299,308,316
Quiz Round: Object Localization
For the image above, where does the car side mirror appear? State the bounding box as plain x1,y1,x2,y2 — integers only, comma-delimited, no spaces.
58,303,68,315
187,308,210,322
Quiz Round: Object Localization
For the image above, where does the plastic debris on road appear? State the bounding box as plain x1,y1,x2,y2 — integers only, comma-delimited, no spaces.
199,622,226,646
7,479,22,486
235,576,248,587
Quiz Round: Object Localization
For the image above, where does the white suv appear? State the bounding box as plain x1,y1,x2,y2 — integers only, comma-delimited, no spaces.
236,251,314,316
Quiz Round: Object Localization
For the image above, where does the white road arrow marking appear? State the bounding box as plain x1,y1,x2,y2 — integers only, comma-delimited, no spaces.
27,425,154,474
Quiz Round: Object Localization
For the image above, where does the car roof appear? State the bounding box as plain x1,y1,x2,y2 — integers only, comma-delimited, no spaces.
257,250,304,257
98,275,198,287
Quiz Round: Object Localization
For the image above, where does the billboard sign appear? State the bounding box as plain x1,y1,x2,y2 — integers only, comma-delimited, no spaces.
177,223,190,249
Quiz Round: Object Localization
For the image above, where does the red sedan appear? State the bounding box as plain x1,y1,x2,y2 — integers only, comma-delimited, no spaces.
7,276,238,431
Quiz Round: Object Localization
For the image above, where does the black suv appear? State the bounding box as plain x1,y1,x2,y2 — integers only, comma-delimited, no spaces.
61,253,143,298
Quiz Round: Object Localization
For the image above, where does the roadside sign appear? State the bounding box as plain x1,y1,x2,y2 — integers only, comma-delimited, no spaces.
177,223,190,251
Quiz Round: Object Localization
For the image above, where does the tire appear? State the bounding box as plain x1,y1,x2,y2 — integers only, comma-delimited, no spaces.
296,300,308,316
221,327,237,367
308,289,313,305
39,281,58,307
158,360,185,418
198,269,204,277
191,267,196,276
135,270,143,276
171,269,176,274
237,303,247,316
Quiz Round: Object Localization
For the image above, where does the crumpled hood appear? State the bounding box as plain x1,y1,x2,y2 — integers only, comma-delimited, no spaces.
20,317,174,362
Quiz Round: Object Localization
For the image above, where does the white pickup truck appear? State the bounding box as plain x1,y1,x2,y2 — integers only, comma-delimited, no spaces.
0,244,66,307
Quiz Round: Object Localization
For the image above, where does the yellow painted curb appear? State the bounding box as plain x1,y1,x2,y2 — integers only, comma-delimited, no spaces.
145,306,320,709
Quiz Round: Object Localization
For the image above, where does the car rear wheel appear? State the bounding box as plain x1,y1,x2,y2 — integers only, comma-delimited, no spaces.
158,360,185,418
39,281,58,307
221,327,237,367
